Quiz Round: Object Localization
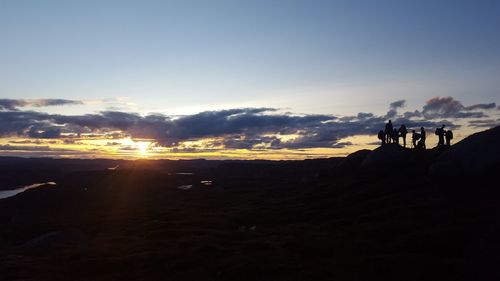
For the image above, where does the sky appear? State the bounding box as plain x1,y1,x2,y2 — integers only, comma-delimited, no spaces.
0,0,499,159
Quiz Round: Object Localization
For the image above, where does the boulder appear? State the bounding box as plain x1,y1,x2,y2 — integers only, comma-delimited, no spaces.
361,143,412,169
336,149,371,172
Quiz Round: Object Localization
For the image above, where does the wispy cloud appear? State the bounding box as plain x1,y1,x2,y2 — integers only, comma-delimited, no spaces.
464,103,497,111
0,144,75,152
0,99,83,110
468,119,500,128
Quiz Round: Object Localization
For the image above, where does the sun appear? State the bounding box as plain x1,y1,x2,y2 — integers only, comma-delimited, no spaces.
114,138,154,158
135,141,151,157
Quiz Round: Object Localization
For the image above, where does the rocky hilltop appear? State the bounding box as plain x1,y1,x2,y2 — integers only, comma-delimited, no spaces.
0,126,499,281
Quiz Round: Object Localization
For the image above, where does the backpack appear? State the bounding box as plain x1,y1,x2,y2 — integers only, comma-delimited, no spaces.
447,130,453,139
378,130,384,140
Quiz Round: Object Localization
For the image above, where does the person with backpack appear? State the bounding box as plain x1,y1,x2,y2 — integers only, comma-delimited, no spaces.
378,130,386,146
399,124,408,147
445,130,453,146
435,124,446,147
385,120,393,144
418,127,426,149
412,130,420,148
392,128,400,145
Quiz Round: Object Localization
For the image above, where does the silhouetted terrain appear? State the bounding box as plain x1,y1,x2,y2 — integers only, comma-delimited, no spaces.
0,126,499,281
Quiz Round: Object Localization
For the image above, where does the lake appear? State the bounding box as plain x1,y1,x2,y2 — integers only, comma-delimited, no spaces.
0,182,57,199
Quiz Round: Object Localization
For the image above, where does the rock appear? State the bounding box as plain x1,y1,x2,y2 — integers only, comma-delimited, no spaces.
430,125,500,178
361,143,411,169
336,149,371,172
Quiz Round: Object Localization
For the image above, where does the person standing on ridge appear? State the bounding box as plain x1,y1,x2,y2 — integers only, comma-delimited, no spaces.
378,130,386,146
385,120,393,144
445,129,453,146
435,124,446,147
411,130,420,148
399,125,408,147
419,126,426,149
392,128,400,144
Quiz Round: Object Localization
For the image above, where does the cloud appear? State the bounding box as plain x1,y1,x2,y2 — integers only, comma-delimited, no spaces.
0,96,497,151
390,117,457,130
0,144,96,158
0,144,74,152
390,100,406,110
422,96,463,117
28,127,62,139
357,112,374,119
331,141,353,148
0,108,367,149
385,109,398,119
464,103,496,111
0,99,83,110
468,119,500,128
421,96,488,119
386,99,406,118
9,139,44,144
403,110,423,119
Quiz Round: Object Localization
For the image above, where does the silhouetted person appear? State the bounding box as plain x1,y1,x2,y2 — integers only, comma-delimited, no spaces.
411,130,420,148
385,120,393,143
417,126,426,149
435,124,446,147
393,128,400,144
399,125,408,147
445,129,453,146
378,130,386,146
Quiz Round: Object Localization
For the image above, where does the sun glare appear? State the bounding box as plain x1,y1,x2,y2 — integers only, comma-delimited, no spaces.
136,141,151,157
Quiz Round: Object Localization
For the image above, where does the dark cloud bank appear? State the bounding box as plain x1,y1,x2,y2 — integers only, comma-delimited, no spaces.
0,97,498,150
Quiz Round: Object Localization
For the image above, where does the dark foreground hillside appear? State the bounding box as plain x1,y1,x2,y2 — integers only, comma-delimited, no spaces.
0,127,499,281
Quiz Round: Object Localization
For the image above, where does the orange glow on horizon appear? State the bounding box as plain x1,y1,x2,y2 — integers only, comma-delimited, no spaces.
0,125,488,160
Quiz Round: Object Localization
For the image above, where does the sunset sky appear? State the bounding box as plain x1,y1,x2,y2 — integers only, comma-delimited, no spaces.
1,0,499,159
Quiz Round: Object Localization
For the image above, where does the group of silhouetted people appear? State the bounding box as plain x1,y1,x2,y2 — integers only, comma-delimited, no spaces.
378,120,453,149
377,120,409,147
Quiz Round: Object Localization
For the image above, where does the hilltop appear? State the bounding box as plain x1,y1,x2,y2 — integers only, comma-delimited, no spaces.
0,126,499,281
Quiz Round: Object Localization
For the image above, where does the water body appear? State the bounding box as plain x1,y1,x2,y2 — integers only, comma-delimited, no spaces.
177,185,193,190
0,182,57,199
108,165,119,171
